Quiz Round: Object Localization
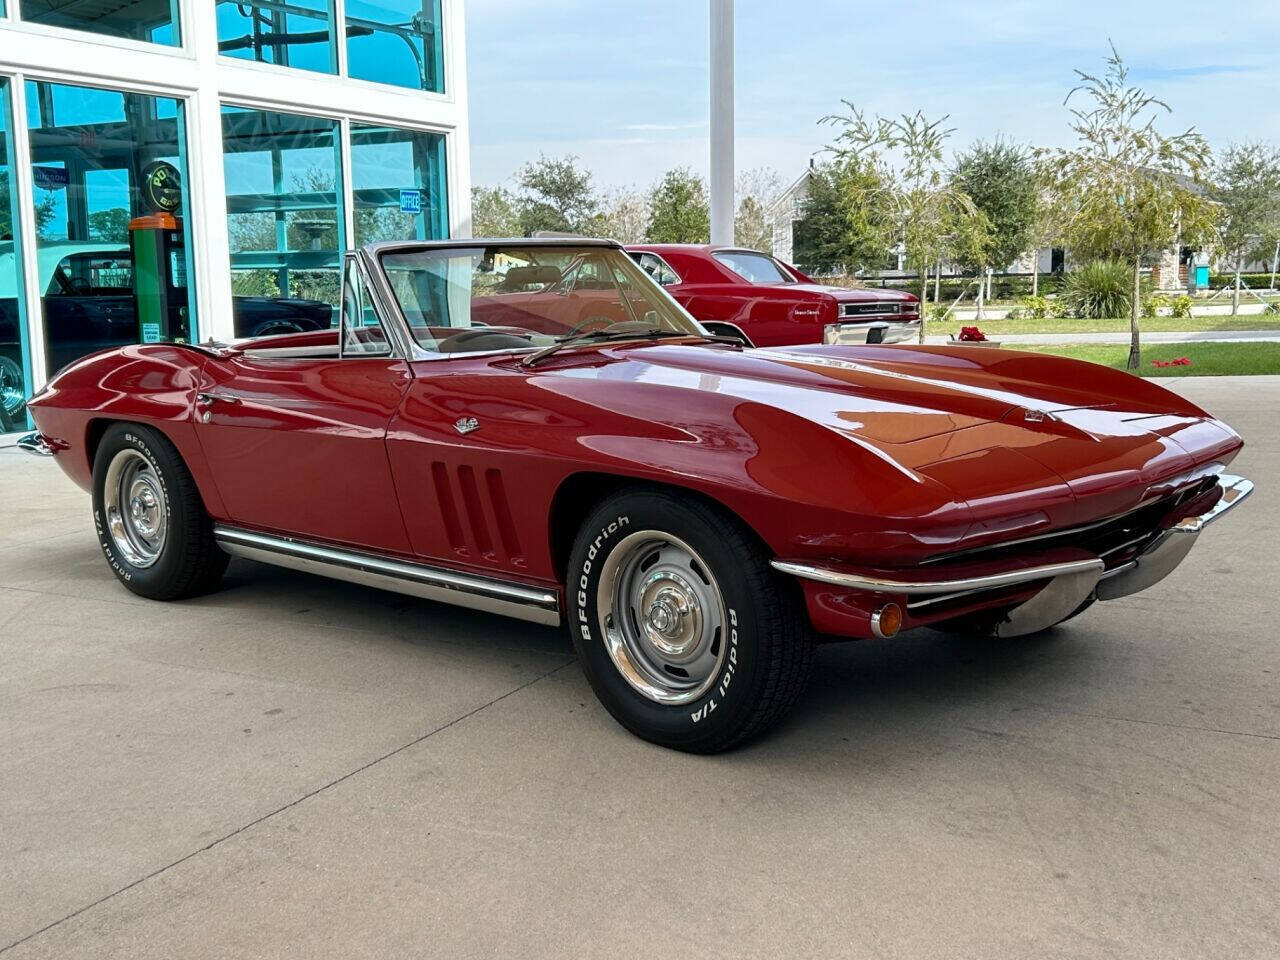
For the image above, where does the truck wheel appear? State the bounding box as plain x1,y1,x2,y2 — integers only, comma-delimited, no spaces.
91,423,228,600
568,489,813,753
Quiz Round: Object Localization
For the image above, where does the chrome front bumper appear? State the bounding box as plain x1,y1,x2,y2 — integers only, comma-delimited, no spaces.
16,432,55,456
823,318,922,345
773,474,1253,637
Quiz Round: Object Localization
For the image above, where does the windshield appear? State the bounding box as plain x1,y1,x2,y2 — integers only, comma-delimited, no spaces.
379,244,703,354
713,250,794,285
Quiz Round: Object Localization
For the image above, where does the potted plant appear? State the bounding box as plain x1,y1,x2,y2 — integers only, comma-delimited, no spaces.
949,325,1001,348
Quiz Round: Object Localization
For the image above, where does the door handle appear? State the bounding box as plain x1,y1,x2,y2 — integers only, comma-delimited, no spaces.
196,392,241,407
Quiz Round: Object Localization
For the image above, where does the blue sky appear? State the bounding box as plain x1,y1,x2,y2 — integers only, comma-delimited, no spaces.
466,0,1280,191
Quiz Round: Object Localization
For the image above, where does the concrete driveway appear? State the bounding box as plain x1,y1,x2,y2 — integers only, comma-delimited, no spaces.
2,376,1278,959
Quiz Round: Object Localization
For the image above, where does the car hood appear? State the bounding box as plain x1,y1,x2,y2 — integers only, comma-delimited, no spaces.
551,341,1202,445
535,341,1241,540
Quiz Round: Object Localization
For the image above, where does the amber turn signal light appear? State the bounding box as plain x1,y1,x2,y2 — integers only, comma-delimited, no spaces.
870,603,903,639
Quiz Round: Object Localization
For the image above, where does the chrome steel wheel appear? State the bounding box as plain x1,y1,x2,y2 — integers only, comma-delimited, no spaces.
596,530,728,705
102,449,168,569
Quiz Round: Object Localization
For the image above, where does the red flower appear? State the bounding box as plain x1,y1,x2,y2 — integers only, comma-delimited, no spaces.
1152,357,1192,368
958,325,987,342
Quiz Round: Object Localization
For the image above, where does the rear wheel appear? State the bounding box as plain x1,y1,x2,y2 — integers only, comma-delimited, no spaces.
91,423,227,600
568,489,813,752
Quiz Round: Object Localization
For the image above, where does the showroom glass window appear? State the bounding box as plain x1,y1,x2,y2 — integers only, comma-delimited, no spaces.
0,78,33,432
216,0,336,74
351,124,447,245
346,0,444,92
25,81,198,378
221,107,345,324
20,0,180,45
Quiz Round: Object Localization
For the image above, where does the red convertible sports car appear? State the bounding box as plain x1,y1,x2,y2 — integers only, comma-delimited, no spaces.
21,239,1251,753
625,243,921,347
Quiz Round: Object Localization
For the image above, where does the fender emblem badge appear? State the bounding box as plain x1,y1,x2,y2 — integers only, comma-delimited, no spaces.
454,416,480,435
1023,408,1055,423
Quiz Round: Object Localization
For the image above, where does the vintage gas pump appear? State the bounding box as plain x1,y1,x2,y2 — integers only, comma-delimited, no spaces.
128,160,190,344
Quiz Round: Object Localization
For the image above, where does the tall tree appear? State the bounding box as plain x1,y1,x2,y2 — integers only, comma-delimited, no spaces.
822,104,987,340
734,167,782,251
471,185,520,238
646,168,710,244
951,140,1037,275
1210,142,1280,314
791,164,848,273
792,159,895,275
515,154,599,236
1043,45,1216,370
596,186,650,244
1025,162,1064,297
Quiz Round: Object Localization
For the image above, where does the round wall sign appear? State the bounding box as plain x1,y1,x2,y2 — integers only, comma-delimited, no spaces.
141,161,182,214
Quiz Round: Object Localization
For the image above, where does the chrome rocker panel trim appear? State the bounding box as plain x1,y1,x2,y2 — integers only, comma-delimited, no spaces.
213,526,561,626
16,432,55,457
772,474,1252,637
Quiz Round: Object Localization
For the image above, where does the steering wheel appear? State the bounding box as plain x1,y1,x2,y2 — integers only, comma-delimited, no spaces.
65,276,92,295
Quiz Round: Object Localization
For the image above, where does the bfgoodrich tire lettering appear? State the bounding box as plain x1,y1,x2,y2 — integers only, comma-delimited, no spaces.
91,423,228,601
568,489,813,753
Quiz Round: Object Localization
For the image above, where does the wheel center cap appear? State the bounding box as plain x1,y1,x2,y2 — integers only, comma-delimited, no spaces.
647,598,679,636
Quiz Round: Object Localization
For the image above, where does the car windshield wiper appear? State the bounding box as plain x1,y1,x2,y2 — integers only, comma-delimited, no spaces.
521,327,741,367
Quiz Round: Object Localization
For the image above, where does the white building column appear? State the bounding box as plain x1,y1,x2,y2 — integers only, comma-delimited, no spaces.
709,0,734,246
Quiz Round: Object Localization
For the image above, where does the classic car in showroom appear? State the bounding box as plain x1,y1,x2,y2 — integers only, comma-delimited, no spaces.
0,241,331,427
20,239,1251,752
625,243,920,347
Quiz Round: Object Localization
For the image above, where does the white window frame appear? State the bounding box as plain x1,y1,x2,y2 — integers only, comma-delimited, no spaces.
0,0,469,404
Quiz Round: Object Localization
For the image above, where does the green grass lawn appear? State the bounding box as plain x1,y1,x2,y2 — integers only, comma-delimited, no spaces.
931,313,1280,338
1007,341,1280,377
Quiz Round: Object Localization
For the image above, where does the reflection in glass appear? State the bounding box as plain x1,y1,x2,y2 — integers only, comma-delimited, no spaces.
380,244,699,354
0,79,33,431
221,106,345,329
216,0,336,74
346,0,444,92
25,80,198,378
351,123,447,246
20,0,180,45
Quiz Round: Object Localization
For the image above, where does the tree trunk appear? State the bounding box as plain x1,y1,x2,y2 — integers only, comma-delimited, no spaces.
1232,264,1241,316
1127,260,1142,372
975,271,985,321
934,257,941,302
1031,256,1039,298
919,268,928,344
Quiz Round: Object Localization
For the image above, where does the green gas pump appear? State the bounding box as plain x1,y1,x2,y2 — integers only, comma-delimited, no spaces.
129,160,190,345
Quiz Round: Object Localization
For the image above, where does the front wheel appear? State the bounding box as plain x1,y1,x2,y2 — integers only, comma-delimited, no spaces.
568,489,813,753
92,423,228,600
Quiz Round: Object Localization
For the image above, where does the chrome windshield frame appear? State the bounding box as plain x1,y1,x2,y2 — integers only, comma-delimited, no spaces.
359,239,710,363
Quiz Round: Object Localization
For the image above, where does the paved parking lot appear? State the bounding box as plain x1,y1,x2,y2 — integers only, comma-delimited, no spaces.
2,376,1278,959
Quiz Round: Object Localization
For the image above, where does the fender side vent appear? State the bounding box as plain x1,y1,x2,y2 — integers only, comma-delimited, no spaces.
431,461,468,556
485,468,525,565
457,465,496,560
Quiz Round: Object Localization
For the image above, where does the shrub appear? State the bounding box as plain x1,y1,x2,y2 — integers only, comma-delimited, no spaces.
1142,294,1170,318
1021,295,1049,319
1265,302,1280,316
1209,272,1276,291
1003,307,1024,321
1171,295,1193,319
1062,259,1138,319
